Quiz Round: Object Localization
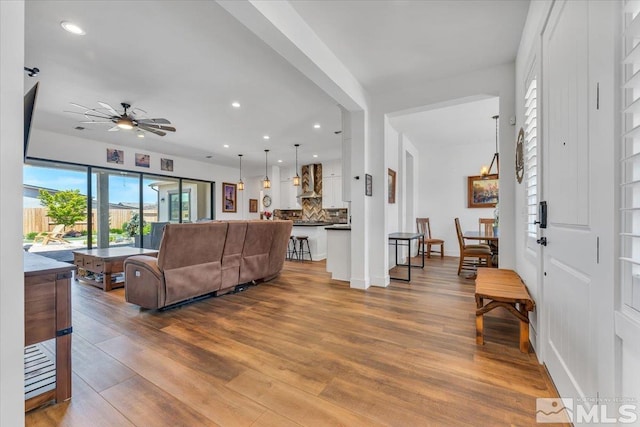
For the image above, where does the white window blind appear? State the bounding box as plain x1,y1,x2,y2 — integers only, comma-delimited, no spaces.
525,77,538,247
621,0,640,315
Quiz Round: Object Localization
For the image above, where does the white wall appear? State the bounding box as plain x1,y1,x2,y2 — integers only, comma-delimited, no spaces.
28,129,249,220
0,1,26,425
374,62,517,269
418,141,495,256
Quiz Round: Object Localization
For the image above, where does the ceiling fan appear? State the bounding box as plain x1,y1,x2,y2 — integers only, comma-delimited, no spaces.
66,101,176,137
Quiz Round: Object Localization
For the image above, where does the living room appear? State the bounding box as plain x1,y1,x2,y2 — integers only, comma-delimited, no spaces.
2,0,638,425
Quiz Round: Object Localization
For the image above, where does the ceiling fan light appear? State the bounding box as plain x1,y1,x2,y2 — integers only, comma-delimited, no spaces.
116,118,134,130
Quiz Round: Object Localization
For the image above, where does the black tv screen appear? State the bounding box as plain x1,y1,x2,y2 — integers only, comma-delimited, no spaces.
24,82,39,160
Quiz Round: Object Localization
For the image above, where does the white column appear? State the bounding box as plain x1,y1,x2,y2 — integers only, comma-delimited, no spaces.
0,1,26,425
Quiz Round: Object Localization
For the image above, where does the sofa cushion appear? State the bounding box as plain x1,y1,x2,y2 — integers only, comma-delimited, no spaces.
220,221,248,291
158,222,228,304
239,221,275,283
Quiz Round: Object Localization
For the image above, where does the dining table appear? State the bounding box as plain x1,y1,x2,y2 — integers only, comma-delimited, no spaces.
463,230,499,267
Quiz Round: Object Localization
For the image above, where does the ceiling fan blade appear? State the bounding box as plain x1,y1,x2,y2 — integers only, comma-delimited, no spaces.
108,126,120,132
98,101,120,116
137,125,166,137
65,111,115,121
137,122,176,132
79,121,114,124
138,118,171,125
131,107,147,117
69,102,95,111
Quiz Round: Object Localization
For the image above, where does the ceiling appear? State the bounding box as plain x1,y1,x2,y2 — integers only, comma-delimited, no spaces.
290,0,530,93
25,1,342,170
25,1,529,171
389,97,500,149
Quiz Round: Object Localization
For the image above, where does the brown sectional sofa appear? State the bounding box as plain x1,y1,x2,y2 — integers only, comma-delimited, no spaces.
123,220,293,309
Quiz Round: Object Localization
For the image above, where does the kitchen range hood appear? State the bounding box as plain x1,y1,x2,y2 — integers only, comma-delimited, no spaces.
297,164,321,198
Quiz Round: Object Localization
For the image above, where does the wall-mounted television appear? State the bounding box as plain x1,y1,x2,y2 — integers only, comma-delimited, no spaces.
24,82,39,160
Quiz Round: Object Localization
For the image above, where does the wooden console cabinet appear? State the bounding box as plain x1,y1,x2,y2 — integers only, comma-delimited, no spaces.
23,252,75,412
73,247,158,291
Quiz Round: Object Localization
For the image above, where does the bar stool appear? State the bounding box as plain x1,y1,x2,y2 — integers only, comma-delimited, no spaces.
296,236,312,261
286,236,297,261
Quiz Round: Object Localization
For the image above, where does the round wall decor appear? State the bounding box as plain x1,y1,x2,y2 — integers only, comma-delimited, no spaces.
262,194,272,208
515,127,525,184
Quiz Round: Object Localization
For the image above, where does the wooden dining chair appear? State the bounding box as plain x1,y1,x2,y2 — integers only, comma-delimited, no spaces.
478,218,495,245
454,218,492,276
416,218,444,258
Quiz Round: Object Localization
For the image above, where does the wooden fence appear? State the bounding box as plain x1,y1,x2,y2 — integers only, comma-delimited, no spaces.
23,208,158,235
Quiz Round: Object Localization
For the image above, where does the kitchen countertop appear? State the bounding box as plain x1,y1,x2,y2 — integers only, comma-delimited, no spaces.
292,222,342,226
325,225,351,231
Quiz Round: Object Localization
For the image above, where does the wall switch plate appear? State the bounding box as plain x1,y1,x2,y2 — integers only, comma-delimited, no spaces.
509,116,516,125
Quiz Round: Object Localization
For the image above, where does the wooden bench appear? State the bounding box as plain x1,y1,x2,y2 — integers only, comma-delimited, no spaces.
474,268,535,353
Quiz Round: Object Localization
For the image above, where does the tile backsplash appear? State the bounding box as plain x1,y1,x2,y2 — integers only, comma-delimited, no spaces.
275,202,347,223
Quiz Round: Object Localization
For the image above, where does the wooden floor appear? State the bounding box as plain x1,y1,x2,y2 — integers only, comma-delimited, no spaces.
26,256,561,426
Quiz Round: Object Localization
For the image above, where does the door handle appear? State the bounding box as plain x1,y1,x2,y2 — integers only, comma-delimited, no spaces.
537,237,548,246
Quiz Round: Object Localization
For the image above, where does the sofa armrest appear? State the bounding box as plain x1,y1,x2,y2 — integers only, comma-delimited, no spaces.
124,255,165,309
125,255,162,279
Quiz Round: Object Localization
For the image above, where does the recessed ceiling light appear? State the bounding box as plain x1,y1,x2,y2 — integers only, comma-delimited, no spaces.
206,155,212,159
278,159,283,163
313,123,321,129
313,154,318,158
137,132,145,138
263,135,270,140
231,102,241,108
60,21,86,35
223,144,229,148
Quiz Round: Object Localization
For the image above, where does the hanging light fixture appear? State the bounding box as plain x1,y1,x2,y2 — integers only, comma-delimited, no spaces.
263,149,271,189
237,154,244,191
481,115,500,177
292,144,301,186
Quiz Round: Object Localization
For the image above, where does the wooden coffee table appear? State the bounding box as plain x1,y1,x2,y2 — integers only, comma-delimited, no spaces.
73,247,158,291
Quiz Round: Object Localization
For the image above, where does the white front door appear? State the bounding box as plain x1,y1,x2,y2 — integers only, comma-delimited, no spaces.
540,0,614,402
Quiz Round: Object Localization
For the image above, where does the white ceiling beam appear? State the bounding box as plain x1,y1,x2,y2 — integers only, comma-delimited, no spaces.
217,0,368,112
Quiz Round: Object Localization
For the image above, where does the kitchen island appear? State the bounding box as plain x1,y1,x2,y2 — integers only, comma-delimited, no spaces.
325,225,351,281
290,222,343,261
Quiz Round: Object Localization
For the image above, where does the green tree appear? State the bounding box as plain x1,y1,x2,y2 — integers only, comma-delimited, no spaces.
38,189,87,231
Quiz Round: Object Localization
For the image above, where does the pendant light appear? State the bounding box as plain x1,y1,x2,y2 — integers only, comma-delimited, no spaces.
237,154,244,191
481,115,500,177
292,144,301,186
263,149,271,189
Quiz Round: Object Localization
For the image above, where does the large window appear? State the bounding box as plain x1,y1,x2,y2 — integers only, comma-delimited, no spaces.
23,162,89,251
24,159,215,250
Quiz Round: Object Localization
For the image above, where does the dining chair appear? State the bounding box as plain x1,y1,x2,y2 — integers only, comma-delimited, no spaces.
478,218,495,245
416,218,444,258
454,218,492,276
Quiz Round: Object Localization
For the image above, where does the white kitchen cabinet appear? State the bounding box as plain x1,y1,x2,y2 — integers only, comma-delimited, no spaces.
279,168,301,209
321,160,341,178
322,175,346,209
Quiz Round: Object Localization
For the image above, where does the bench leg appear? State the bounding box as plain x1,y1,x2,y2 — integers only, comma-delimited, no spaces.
475,295,484,345
519,321,530,353
476,313,484,345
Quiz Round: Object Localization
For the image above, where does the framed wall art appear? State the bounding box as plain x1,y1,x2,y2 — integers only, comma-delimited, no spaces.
388,168,396,203
249,198,258,213
467,174,499,208
222,182,237,213
107,148,124,164
160,158,174,172
135,153,150,168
